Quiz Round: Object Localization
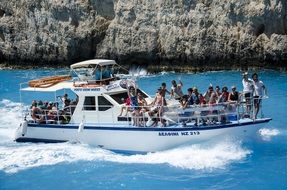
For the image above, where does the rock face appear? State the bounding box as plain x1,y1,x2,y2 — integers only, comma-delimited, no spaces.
0,0,286,68
0,0,114,64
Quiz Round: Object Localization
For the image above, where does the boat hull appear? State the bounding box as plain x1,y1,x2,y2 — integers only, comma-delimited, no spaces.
14,118,271,153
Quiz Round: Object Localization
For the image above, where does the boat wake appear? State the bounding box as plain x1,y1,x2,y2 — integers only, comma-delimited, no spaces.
259,128,280,141
0,99,272,174
0,140,251,174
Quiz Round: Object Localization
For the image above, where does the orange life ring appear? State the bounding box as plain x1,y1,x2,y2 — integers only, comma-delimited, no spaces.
28,75,72,88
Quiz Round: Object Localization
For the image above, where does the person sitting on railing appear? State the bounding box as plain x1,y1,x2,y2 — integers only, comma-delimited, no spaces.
118,97,131,117
171,80,183,100
216,86,229,123
217,86,229,103
199,93,206,105
182,88,194,108
204,85,216,104
138,92,148,112
208,90,219,124
148,88,166,127
252,73,267,119
215,86,221,100
192,87,200,105
137,92,148,125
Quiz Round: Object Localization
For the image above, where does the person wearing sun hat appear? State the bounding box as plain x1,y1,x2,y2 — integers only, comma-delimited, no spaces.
192,87,200,105
228,85,239,102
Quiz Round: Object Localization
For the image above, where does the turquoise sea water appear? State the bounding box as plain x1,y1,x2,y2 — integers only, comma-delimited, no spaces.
0,69,287,190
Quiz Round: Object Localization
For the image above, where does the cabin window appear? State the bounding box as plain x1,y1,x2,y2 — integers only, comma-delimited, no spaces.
98,96,113,111
83,96,96,110
137,89,148,98
110,92,129,104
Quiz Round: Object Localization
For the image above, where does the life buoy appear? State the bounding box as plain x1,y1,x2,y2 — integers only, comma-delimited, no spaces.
28,75,71,88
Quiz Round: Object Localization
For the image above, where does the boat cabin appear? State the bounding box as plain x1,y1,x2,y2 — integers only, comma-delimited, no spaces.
20,59,149,125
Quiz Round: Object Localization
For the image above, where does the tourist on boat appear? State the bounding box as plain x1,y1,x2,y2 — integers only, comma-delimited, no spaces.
137,92,148,112
182,88,194,108
37,100,46,110
118,97,131,116
148,88,165,127
160,82,171,98
242,72,254,114
137,92,148,125
227,85,240,113
170,80,183,100
228,86,240,103
31,104,44,123
63,99,71,113
61,94,68,103
47,102,53,110
128,86,140,126
30,100,37,109
217,86,229,103
203,85,215,104
199,93,206,105
252,73,267,118
215,86,221,98
102,66,112,79
192,87,200,105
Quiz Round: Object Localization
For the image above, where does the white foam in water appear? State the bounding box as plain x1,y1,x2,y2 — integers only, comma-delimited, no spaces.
129,68,148,77
259,128,280,141
0,100,251,173
109,141,251,170
0,141,251,173
0,99,22,141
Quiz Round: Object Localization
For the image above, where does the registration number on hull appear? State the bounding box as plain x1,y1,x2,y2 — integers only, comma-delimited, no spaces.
158,131,200,136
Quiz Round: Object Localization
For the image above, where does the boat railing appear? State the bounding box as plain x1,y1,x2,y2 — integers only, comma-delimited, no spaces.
24,96,267,127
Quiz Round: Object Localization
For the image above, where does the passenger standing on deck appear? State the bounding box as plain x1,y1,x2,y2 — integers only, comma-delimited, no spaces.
171,80,183,100
128,86,140,126
160,82,170,105
160,82,171,98
242,72,254,114
252,73,267,119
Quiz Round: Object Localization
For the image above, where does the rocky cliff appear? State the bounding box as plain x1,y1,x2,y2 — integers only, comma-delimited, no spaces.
0,0,286,69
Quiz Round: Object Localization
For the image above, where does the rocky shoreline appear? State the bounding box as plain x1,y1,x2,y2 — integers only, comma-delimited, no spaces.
1,59,286,73
0,0,286,70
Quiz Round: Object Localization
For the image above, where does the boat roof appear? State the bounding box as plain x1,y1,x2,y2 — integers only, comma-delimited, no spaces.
70,59,117,69
21,81,75,92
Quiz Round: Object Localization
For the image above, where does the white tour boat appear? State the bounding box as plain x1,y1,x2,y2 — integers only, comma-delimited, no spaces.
14,59,271,153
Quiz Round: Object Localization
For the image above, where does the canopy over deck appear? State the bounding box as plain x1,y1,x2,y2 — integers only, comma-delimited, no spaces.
70,59,117,69
21,81,74,92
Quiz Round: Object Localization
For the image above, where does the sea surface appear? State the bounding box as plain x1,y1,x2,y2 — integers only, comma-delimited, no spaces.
0,69,286,190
